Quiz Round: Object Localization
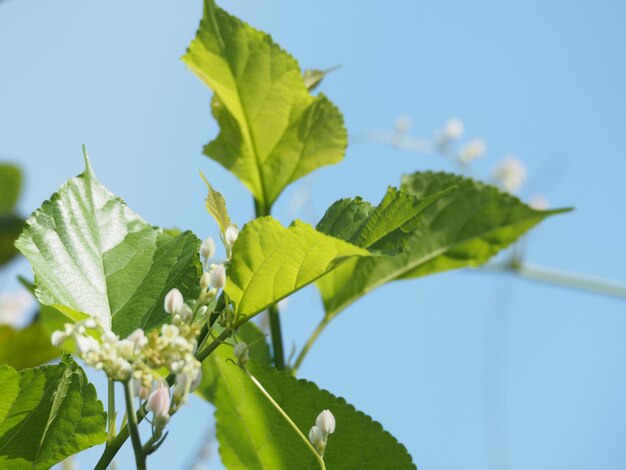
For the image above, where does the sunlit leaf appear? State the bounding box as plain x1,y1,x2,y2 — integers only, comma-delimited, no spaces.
317,172,570,319
183,0,347,209
226,217,370,319
0,356,106,469
0,322,59,370
212,349,416,469
15,153,202,337
200,171,232,235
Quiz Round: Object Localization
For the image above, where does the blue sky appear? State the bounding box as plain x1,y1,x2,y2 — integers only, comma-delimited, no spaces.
1,1,625,469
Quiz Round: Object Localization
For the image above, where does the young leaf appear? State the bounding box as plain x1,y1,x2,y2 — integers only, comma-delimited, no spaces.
200,171,231,235
0,356,106,469
226,217,370,319
183,0,347,210
0,164,22,214
0,322,60,370
212,349,416,469
317,172,570,319
15,154,202,337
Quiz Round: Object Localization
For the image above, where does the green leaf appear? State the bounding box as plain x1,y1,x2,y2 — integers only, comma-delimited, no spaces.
0,215,24,267
226,216,370,319
317,172,570,319
0,164,22,214
15,154,202,337
0,356,106,469
200,171,231,235
212,349,416,469
197,322,270,403
0,322,60,370
183,0,347,209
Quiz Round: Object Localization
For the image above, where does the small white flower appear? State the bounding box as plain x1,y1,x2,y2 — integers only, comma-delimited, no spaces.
493,156,527,193
200,236,216,259
209,264,227,290
224,225,239,248
394,115,411,134
0,291,33,327
444,118,464,140
530,195,549,210
127,329,148,348
164,288,184,315
233,342,249,366
459,138,487,163
75,335,100,356
147,382,171,419
315,409,336,434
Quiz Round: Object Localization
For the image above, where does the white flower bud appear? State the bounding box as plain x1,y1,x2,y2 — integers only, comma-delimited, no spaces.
209,264,226,290
308,426,325,454
444,118,464,140
164,288,184,315
51,330,68,347
133,379,152,400
147,382,171,419
200,271,211,291
493,156,526,193
224,225,239,248
200,237,216,259
83,318,98,329
315,409,336,434
459,138,486,163
233,342,249,366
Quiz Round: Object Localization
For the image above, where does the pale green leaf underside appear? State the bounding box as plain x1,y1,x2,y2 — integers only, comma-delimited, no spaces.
183,0,347,208
15,156,201,337
0,356,106,469
213,349,416,470
317,172,569,319
0,322,60,370
226,217,370,319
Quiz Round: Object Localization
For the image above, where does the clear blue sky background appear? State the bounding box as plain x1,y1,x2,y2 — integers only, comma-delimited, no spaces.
1,1,625,469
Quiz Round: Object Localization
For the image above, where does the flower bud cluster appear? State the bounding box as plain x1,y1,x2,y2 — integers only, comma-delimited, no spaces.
308,409,336,457
493,156,527,193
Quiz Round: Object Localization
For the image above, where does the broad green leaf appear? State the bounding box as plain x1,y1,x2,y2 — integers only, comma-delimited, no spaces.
15,155,202,337
317,172,570,319
0,164,21,214
183,0,347,209
197,322,270,403
0,356,106,469
226,216,370,319
212,349,416,469
0,215,24,266
0,322,60,370
200,172,231,235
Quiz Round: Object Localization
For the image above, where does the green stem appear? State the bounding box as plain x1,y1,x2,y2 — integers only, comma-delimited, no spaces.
268,304,285,370
253,197,286,370
123,381,146,470
484,261,626,301
107,378,116,443
291,317,329,375
95,330,230,470
244,368,325,469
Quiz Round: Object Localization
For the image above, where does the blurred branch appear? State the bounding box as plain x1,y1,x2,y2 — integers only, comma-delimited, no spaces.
482,261,626,301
